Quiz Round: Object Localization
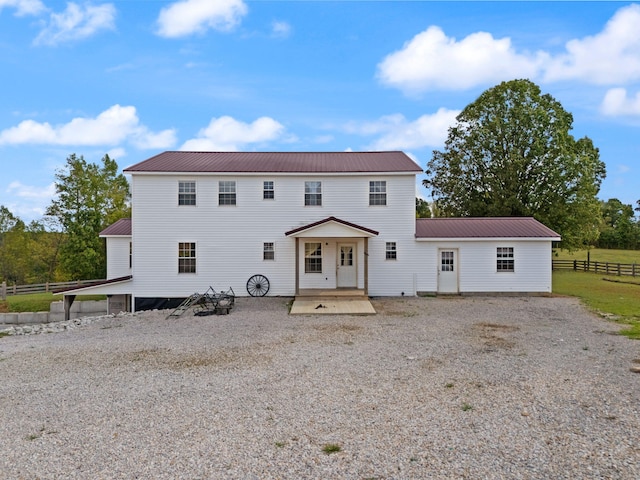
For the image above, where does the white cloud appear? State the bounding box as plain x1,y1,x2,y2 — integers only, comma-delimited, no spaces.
0,105,177,149
544,4,640,84
271,20,291,38
7,181,56,199
601,88,640,116
377,26,545,94
156,0,247,38
180,116,285,151
34,2,116,46
345,109,459,150
378,4,640,94
0,0,45,16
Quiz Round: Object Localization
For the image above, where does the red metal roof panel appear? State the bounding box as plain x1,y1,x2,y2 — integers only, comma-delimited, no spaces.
415,217,560,239
100,218,132,236
124,151,422,174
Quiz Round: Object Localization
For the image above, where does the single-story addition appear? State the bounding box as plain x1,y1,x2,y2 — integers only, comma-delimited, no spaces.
60,151,560,313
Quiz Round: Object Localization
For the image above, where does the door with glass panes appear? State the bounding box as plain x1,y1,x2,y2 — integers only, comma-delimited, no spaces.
437,249,458,293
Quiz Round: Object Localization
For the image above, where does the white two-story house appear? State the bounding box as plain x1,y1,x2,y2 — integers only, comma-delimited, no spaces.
62,151,560,314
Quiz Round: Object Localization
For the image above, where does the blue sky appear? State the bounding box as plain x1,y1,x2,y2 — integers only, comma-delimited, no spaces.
1,0,639,222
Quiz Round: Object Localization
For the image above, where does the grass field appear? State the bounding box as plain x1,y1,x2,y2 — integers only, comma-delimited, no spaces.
553,270,640,339
554,247,640,264
0,293,106,314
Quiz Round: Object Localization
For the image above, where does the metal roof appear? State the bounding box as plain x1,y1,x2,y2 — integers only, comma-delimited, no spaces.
415,217,561,239
124,151,422,174
100,218,132,236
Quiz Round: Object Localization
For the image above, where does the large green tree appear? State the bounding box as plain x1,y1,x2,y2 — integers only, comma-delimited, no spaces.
46,154,130,280
424,79,606,250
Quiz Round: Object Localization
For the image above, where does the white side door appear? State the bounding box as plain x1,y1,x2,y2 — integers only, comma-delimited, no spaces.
437,249,458,293
337,243,357,288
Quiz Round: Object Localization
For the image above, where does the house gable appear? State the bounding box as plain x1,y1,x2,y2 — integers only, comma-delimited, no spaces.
285,217,379,238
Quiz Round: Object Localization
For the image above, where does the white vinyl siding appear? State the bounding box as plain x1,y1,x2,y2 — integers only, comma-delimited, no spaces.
104,237,132,279
129,173,430,297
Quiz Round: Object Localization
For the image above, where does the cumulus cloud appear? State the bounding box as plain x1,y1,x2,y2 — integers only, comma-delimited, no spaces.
271,20,291,38
377,26,545,94
156,0,247,38
7,181,56,199
34,2,116,46
0,105,177,149
345,109,459,150
180,116,285,151
0,0,45,16
601,88,640,116
544,4,640,84
378,4,640,94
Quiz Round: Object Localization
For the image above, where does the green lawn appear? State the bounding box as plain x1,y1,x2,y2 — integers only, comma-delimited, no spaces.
553,270,640,339
554,247,640,264
0,293,106,313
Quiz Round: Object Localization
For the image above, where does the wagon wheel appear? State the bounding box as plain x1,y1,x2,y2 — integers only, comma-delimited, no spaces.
246,274,270,297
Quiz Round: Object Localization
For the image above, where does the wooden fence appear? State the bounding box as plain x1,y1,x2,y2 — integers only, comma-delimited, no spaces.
552,260,638,277
1,279,104,300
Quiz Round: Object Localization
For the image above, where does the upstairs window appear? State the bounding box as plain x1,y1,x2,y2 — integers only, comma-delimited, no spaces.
305,242,322,273
219,181,236,205
369,181,387,206
304,181,322,206
497,247,514,272
386,242,397,260
263,181,274,200
178,242,196,273
263,242,275,260
178,181,196,206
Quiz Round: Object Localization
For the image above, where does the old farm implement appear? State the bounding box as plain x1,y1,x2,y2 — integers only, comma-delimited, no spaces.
166,287,235,319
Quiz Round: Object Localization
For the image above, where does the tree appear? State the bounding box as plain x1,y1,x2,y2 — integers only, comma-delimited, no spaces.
597,198,639,249
424,79,606,250
46,154,130,279
416,198,431,218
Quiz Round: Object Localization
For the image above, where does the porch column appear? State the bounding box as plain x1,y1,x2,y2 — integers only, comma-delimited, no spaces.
294,237,300,296
364,237,369,296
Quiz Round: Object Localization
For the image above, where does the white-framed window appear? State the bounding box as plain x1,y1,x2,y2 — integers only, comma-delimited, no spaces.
263,242,275,260
385,242,397,260
263,181,274,200
369,180,387,206
178,181,196,206
304,181,322,206
219,181,236,205
497,247,514,272
178,242,196,273
305,242,322,273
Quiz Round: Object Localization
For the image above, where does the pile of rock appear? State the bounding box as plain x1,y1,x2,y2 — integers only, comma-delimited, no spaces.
1,311,135,336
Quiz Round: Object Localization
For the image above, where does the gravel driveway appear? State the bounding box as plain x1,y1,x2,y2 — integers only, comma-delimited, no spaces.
1,296,639,479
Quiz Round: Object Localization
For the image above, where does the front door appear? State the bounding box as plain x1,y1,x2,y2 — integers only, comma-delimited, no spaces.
438,249,458,293
337,243,357,288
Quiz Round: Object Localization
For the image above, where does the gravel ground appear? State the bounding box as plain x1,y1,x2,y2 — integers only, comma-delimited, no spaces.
1,296,639,479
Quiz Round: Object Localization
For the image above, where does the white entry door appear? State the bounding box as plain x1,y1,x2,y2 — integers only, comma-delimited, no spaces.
438,249,458,293
337,243,357,288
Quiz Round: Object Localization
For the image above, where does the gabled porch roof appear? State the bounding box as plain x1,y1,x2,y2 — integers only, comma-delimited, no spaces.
285,216,379,238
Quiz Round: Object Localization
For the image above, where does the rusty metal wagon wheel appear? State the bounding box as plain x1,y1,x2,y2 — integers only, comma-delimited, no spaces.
246,274,270,297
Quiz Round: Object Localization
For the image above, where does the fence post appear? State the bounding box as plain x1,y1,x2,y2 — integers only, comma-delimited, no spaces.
573,260,577,271
1,281,5,301
12,284,16,295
